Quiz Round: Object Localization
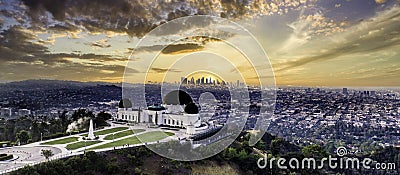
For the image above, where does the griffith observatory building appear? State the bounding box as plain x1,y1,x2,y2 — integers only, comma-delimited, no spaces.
116,90,210,135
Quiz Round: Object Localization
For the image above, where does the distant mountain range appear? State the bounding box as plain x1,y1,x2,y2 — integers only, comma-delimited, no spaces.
0,79,121,91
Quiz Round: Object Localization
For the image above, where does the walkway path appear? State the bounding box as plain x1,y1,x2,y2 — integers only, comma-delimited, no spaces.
0,123,184,174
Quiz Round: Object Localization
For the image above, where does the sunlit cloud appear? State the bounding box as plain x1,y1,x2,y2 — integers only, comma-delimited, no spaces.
275,5,400,72
375,0,387,4
89,39,111,49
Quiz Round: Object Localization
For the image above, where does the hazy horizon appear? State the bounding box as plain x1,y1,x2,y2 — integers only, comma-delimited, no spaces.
2,78,400,90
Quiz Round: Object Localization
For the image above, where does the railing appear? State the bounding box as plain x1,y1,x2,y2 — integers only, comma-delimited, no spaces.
192,132,233,146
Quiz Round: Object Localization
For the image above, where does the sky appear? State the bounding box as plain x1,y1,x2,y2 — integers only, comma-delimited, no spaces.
0,0,399,86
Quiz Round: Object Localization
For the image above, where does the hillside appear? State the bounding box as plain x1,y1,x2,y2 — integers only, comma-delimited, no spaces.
11,132,400,175
0,79,120,91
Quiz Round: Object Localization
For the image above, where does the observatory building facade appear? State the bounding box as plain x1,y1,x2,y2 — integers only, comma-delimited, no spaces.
117,90,205,134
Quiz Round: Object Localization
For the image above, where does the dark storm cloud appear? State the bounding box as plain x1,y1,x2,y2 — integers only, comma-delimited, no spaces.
0,60,139,81
21,0,67,20
16,0,307,37
20,0,183,37
0,26,49,63
133,43,204,55
132,43,204,55
47,23,79,33
161,43,204,54
132,36,226,55
0,27,124,65
129,45,165,53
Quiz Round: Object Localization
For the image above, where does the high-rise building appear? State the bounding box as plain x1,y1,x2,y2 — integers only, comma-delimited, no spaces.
190,77,195,84
181,77,187,84
201,77,205,84
182,77,187,84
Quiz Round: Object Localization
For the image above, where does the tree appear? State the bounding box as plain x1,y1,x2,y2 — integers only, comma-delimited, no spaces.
72,109,94,121
237,149,248,161
270,138,283,156
255,140,266,150
16,130,30,144
302,144,328,159
41,149,54,160
59,111,70,132
94,111,112,127
222,147,237,160
14,165,39,175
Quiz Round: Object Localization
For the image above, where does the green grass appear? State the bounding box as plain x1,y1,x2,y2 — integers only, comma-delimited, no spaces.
164,132,175,136
89,136,141,150
90,131,174,150
81,127,128,137
136,131,174,143
66,141,102,150
41,137,79,145
103,129,145,140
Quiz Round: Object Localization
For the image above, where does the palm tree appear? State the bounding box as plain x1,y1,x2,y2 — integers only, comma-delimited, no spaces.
41,149,54,160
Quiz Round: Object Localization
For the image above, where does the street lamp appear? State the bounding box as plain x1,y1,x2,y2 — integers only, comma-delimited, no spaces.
84,140,87,153
40,132,42,142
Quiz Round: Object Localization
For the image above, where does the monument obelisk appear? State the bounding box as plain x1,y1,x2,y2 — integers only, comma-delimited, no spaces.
88,119,95,139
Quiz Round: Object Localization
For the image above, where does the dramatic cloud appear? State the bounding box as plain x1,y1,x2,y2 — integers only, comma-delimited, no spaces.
132,36,226,55
276,6,400,72
0,28,123,64
279,13,344,53
8,0,317,37
0,26,50,63
0,26,129,81
89,39,111,49
161,43,204,54
0,0,399,86
150,67,181,73
132,43,204,55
